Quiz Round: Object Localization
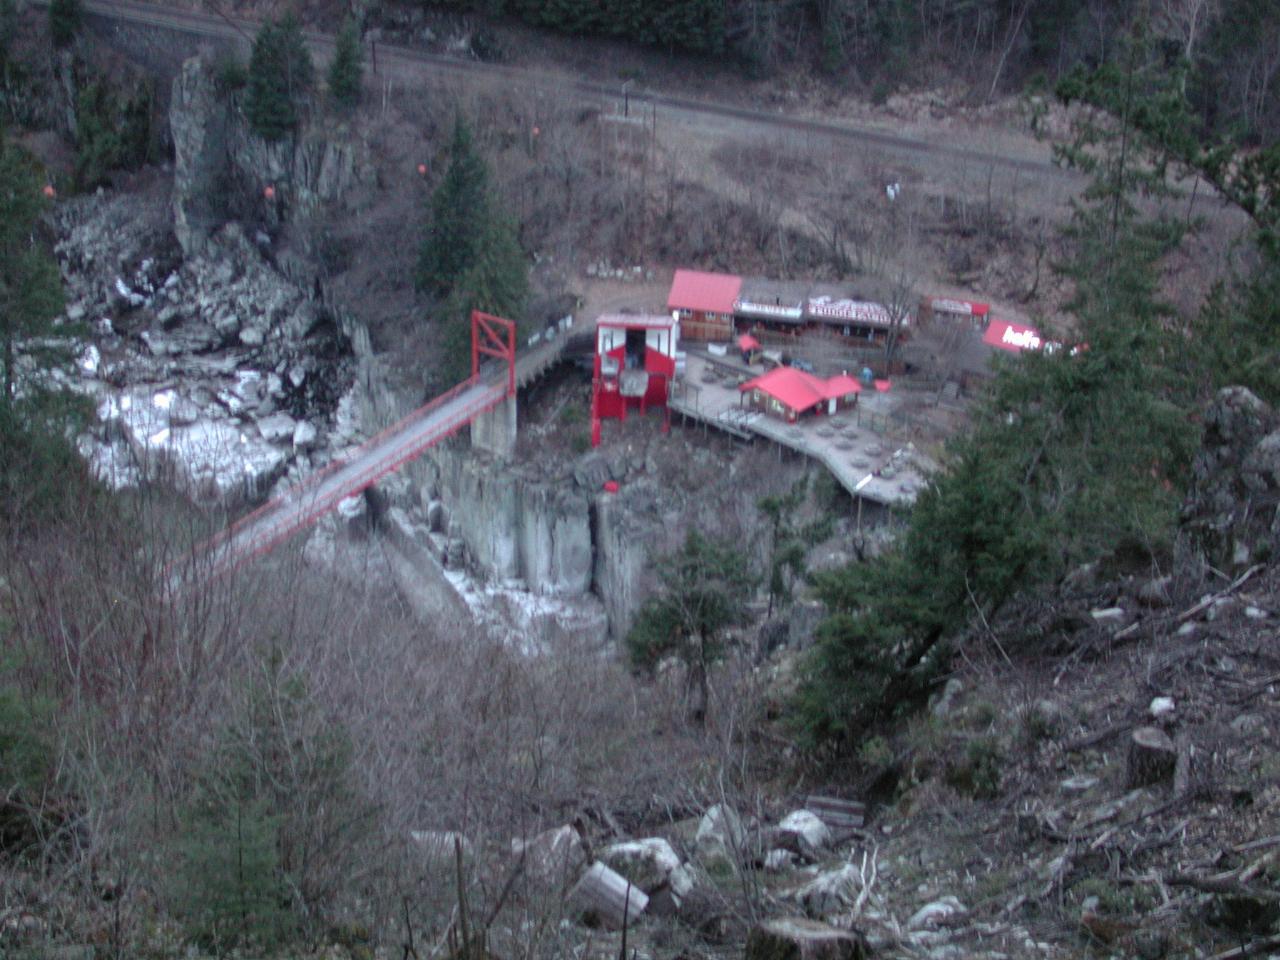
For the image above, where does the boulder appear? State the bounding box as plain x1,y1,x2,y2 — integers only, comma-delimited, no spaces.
694,804,747,874
512,825,587,887
293,420,318,449
257,412,298,444
795,863,863,919
600,838,681,895
573,452,611,490
908,896,967,931
777,810,832,854
1183,387,1280,571
930,678,963,718
745,918,867,960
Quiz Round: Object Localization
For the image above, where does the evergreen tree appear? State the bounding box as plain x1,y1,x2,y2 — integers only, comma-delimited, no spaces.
419,116,529,382
439,213,529,381
1,0,17,63
327,18,363,109
48,0,82,49
0,132,90,529
176,660,370,950
0,133,65,411
246,14,314,142
794,47,1202,747
417,116,490,297
626,530,753,724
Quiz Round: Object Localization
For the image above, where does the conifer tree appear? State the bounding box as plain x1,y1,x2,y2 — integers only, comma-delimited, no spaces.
626,530,753,724
246,13,314,142
327,18,362,109
417,116,490,298
419,116,529,381
48,0,82,48
0,133,64,410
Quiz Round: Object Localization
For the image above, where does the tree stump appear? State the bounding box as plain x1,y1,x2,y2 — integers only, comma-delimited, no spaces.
745,918,868,960
569,861,647,929
1126,726,1177,788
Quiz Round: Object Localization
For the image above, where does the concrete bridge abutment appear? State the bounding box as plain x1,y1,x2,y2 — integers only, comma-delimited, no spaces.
470,394,517,460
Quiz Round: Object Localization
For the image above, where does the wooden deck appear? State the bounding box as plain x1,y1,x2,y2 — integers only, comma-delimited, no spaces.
671,354,929,506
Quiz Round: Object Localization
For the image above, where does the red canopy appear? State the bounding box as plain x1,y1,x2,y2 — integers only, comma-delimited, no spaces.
737,333,761,352
668,269,742,315
873,379,892,392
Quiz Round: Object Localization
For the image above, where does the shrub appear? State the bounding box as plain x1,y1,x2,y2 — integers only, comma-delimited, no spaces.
944,736,1003,799
74,77,153,189
0,651,56,859
216,55,249,93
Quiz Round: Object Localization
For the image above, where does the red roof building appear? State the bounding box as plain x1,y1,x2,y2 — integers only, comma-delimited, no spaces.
668,270,741,343
739,366,862,422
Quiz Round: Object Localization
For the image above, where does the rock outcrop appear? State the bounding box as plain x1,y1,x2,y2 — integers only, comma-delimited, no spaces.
1183,386,1280,571
55,190,356,505
171,55,374,257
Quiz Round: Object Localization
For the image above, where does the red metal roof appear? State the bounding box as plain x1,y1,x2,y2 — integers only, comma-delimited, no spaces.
983,320,1043,352
822,374,863,398
668,269,742,315
740,367,863,412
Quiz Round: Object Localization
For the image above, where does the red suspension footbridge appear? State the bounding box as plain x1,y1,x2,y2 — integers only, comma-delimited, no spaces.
177,312,570,585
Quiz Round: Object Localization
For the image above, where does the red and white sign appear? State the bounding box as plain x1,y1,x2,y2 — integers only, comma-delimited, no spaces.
808,297,901,329
984,320,1043,352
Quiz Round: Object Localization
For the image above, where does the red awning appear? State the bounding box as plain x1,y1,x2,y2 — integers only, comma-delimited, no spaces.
737,334,761,351
983,320,1043,352
668,269,742,315
931,297,991,317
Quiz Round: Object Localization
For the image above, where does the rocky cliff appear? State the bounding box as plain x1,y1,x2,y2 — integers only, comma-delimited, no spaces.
170,55,374,257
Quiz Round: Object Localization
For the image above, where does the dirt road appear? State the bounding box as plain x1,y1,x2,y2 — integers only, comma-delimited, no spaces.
63,0,1083,215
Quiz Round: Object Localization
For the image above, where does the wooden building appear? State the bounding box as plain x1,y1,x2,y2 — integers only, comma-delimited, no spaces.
667,269,741,342
920,296,991,330
806,284,906,343
734,278,808,334
738,366,862,423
